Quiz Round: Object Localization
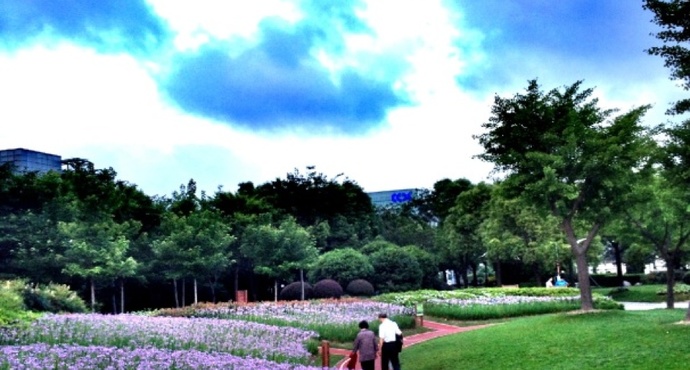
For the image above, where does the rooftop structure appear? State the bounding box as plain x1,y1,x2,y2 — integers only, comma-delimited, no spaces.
0,148,62,174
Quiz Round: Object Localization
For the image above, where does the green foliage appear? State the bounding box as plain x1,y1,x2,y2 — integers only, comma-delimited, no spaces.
307,248,373,288
241,216,318,281
312,279,343,299
402,245,441,289
370,246,422,293
0,281,27,326
644,0,690,115
345,279,375,297
475,79,655,310
21,282,88,313
279,282,313,301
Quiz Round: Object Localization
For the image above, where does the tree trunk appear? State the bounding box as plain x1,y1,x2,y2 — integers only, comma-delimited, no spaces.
471,263,478,287
274,279,278,302
173,279,179,308
612,241,623,286
120,279,125,314
233,266,239,302
685,302,690,322
90,278,96,312
193,278,198,305
574,249,594,311
210,276,217,304
300,269,305,301
495,261,502,286
665,256,675,309
182,278,186,307
111,291,117,314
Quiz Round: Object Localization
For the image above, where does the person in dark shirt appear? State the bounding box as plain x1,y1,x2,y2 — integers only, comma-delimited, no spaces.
351,320,378,370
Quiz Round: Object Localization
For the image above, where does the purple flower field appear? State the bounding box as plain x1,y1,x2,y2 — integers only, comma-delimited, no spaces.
190,299,413,325
0,313,320,366
0,343,328,370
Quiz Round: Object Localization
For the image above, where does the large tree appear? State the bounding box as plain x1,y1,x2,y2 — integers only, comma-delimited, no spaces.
475,80,654,311
644,0,690,115
255,167,376,250
241,216,318,301
480,183,567,286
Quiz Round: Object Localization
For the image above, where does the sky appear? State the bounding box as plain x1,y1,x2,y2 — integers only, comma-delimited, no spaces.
1,0,688,197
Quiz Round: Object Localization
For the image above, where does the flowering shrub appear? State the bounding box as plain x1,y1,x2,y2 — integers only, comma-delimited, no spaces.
0,344,328,370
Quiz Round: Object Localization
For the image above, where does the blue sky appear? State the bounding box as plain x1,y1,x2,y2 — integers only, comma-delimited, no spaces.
0,0,686,196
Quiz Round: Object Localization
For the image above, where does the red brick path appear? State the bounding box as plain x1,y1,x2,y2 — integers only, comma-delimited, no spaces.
331,320,491,370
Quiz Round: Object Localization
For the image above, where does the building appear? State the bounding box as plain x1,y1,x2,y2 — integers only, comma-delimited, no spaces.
367,188,420,208
0,148,62,174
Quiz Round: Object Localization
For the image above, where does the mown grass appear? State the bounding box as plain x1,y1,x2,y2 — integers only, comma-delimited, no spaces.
594,284,690,303
401,309,690,370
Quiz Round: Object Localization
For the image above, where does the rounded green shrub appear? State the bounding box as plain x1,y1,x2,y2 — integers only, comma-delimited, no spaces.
279,282,313,301
313,279,344,299
346,279,375,297
308,248,374,288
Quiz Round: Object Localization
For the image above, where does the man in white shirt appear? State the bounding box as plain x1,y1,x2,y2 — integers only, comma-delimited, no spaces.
377,312,402,370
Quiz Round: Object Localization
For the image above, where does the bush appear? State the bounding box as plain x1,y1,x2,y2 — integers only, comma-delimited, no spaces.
0,282,26,326
346,279,375,297
370,246,422,293
279,282,313,301
22,283,88,313
308,248,374,288
313,279,344,299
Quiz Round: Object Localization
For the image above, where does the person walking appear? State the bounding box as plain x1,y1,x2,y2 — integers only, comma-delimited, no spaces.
377,313,402,370
351,320,378,370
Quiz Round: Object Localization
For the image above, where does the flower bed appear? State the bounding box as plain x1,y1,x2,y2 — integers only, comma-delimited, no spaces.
0,313,317,364
0,343,326,370
154,298,415,343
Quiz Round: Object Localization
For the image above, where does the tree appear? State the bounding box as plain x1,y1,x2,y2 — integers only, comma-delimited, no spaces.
59,218,139,312
644,0,690,114
658,119,690,320
255,167,376,250
151,208,235,306
622,172,690,309
479,184,566,286
440,182,492,287
241,216,318,301
475,80,654,311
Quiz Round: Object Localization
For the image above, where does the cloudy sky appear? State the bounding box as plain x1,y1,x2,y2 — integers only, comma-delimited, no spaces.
0,0,687,197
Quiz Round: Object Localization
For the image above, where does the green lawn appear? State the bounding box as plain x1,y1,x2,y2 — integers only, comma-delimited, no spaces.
400,309,690,369
593,284,690,303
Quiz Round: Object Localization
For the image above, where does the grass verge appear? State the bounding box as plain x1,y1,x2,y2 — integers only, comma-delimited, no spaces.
401,309,690,370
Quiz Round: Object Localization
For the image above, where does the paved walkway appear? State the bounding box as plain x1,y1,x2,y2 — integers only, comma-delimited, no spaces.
622,301,690,311
330,320,491,370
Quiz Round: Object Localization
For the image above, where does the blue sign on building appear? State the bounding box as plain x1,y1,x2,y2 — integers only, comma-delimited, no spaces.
367,189,418,208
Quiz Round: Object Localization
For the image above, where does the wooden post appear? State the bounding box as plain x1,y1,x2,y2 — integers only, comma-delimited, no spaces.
236,290,248,304
321,340,330,367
